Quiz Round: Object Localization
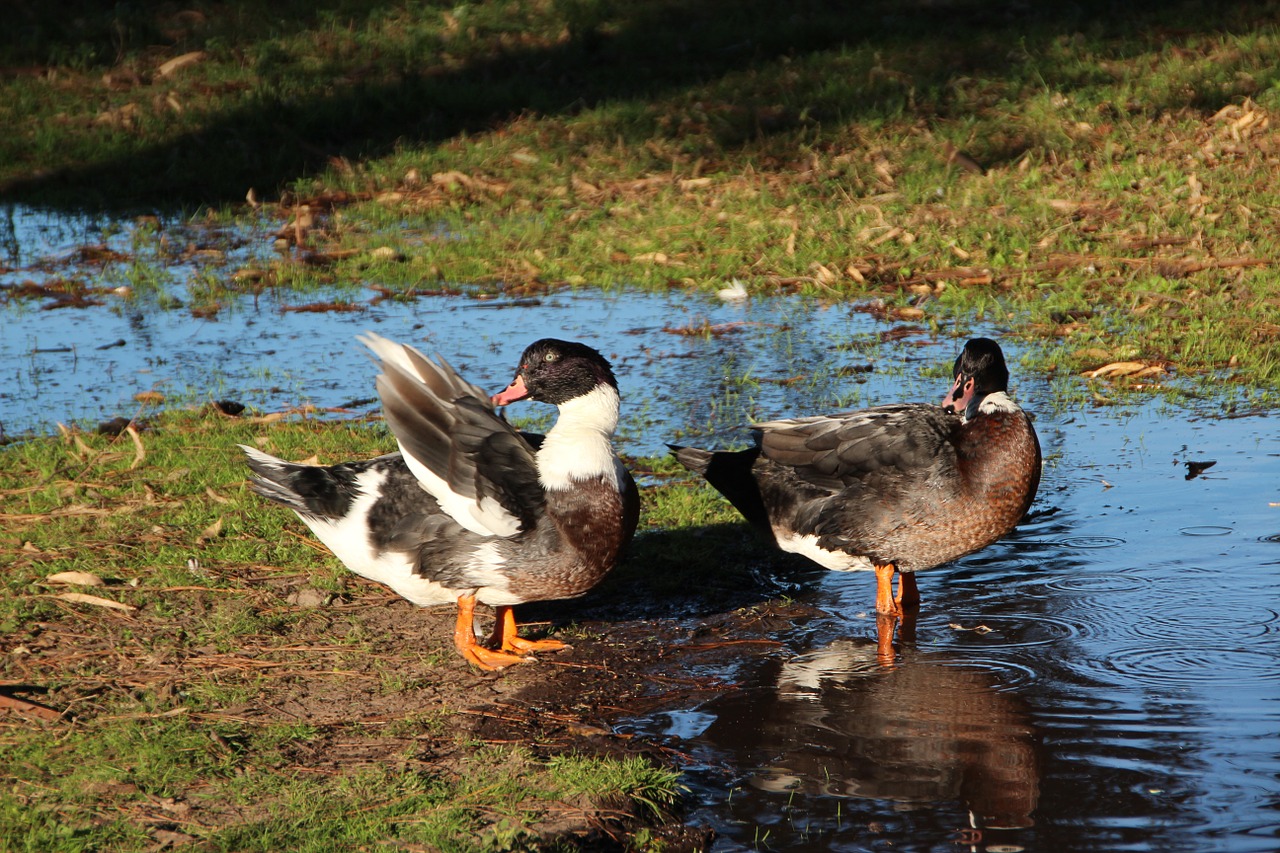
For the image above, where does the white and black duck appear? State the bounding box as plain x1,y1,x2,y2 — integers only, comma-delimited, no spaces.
242,335,639,670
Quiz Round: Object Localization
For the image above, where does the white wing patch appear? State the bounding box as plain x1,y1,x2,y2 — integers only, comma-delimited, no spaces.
775,530,874,572
293,467,458,606
300,466,387,571
397,448,521,537
359,332,522,538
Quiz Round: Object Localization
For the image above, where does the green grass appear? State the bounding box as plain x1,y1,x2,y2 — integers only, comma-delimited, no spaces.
0,408,690,849
3,715,673,852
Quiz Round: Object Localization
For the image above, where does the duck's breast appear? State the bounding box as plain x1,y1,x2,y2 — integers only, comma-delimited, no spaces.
502,473,630,602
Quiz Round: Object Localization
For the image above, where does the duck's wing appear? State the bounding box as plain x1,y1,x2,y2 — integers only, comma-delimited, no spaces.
754,403,961,493
360,334,543,537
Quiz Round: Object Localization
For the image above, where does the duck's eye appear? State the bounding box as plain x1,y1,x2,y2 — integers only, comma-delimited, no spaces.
544,351,559,363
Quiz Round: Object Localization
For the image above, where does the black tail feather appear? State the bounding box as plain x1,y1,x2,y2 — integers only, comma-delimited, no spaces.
239,445,356,520
668,443,772,535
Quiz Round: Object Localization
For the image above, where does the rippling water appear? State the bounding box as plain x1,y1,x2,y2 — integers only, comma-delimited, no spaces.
626,401,1280,852
4,205,1279,851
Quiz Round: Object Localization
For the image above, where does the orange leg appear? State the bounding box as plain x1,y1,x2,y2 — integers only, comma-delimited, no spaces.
489,606,567,654
895,571,920,612
453,594,528,670
874,563,902,617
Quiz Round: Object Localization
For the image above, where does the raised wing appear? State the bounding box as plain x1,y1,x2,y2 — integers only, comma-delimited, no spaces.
360,334,543,537
755,403,960,493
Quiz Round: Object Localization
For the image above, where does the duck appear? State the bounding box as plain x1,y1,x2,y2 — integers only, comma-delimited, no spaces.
241,335,639,670
670,338,1040,617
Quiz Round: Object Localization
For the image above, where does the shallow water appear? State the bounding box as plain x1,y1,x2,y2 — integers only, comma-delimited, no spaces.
625,403,1280,852
1,204,931,446
3,206,1279,851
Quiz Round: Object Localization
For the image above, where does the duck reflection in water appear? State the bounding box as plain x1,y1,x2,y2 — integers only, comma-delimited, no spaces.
696,616,1039,838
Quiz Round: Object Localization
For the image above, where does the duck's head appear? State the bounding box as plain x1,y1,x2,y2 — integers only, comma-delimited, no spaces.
941,338,1011,421
491,339,619,407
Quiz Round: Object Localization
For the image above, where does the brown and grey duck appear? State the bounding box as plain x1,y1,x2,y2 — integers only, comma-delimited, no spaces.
671,338,1041,616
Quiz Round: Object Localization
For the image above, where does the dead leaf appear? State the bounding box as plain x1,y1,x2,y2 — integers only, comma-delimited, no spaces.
126,425,146,469
810,262,838,285
1085,361,1142,377
678,177,713,190
431,170,473,188
46,571,105,587
868,226,904,247
0,693,62,721
157,50,206,77
55,592,136,612
948,622,993,634
134,391,165,405
197,518,224,544
205,487,231,505
943,142,984,174
151,828,196,847
1084,361,1167,379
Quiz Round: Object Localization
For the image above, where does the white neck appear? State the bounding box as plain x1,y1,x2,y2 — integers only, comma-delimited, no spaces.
977,391,1020,415
536,384,623,491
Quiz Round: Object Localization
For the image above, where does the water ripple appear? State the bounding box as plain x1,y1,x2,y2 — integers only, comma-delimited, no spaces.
932,611,1088,648
1129,601,1280,643
1041,572,1154,594
920,657,1041,690
1179,525,1234,536
1057,535,1127,549
1075,646,1280,688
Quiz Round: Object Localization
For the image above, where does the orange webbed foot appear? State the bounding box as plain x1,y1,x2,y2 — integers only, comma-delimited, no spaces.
490,606,568,655
895,570,920,612
459,643,532,671
875,563,921,618
454,595,533,671
501,635,568,654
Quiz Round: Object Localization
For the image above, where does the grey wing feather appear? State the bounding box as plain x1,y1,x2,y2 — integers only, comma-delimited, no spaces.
367,336,544,533
756,403,959,492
